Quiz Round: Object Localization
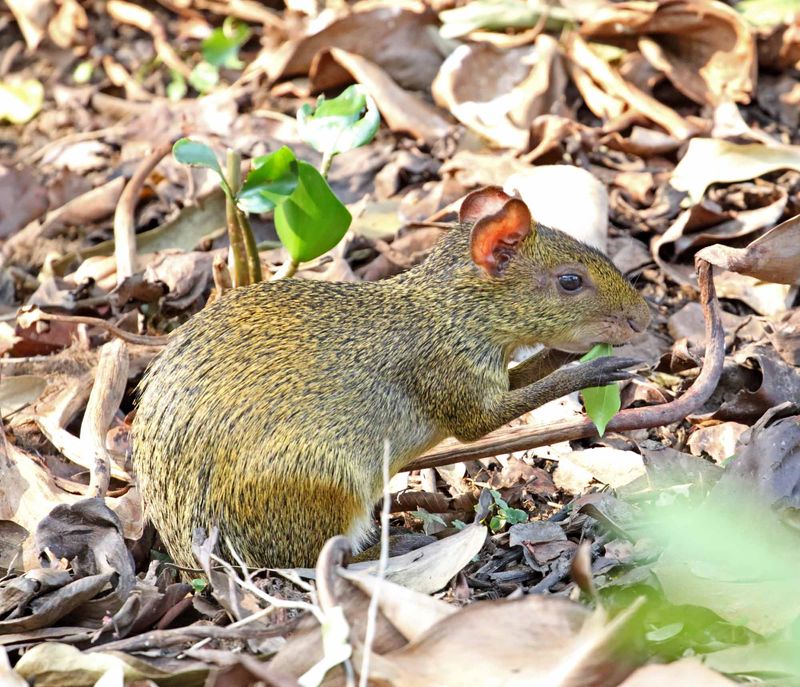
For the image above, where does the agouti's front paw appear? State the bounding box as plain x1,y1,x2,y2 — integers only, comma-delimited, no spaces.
576,356,642,388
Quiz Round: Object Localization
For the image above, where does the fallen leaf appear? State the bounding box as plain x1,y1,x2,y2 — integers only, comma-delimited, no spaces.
696,213,800,285
262,4,443,92
0,165,48,239
312,48,452,145
433,37,568,149
581,0,755,106
367,595,642,686
671,139,800,204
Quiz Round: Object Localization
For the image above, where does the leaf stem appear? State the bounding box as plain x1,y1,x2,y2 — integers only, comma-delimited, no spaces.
236,208,263,283
319,150,334,179
225,149,248,287
270,256,299,280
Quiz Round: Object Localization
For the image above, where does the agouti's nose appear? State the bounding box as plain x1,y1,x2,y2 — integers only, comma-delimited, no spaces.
628,317,646,333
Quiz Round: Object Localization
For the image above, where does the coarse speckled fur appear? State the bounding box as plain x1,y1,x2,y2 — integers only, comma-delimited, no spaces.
132,219,650,568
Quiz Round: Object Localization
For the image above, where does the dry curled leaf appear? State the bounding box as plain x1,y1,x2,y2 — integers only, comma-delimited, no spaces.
697,214,800,285
581,0,756,106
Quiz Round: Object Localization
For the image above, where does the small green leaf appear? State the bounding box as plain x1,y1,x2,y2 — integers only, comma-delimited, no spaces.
73,60,94,84
580,343,621,437
274,161,352,263
237,146,300,214
297,84,380,156
489,515,504,533
172,138,232,198
188,61,219,93
0,78,44,124
190,577,207,593
505,508,528,525
167,70,187,101
202,17,251,69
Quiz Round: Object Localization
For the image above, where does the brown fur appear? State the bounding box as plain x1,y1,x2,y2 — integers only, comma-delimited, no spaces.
132,217,650,568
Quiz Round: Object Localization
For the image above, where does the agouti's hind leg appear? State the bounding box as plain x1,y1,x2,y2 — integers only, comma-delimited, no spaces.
211,475,369,569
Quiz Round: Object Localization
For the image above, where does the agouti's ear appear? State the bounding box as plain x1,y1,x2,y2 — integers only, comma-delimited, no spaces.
470,199,533,277
459,186,512,225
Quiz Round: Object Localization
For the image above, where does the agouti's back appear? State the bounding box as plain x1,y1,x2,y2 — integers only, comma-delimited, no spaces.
133,187,650,568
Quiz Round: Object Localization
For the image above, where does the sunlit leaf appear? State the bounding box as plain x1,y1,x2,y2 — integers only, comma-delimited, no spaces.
172,138,232,198
580,343,621,437
0,78,44,124
167,70,187,101
237,146,300,214
72,60,94,84
671,138,800,204
439,0,573,39
274,161,352,263
202,17,251,69
188,61,219,93
296,84,380,156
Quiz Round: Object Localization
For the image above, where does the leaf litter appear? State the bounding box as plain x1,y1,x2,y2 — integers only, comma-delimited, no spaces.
0,0,799,685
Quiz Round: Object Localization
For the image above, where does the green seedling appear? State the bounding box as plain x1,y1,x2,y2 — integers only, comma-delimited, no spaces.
189,17,251,93
580,343,622,436
487,489,527,533
173,84,379,283
297,84,380,177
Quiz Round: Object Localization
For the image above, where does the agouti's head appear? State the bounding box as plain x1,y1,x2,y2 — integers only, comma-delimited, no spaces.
459,186,651,353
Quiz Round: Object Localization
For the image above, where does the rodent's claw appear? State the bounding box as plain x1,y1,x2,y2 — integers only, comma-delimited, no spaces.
579,356,643,386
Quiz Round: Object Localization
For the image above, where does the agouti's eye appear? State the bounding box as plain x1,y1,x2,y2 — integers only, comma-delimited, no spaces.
558,274,583,292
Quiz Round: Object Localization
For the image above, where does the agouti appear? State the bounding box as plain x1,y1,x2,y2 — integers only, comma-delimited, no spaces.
132,186,650,569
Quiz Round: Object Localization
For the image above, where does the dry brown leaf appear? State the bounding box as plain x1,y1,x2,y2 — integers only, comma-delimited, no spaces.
687,422,748,463
697,214,800,285
766,308,800,366
0,166,48,239
566,34,697,139
47,0,89,51
261,3,442,92
366,595,642,687
348,522,487,594
4,0,53,50
580,0,756,106
433,36,567,150
653,196,788,287
311,47,452,145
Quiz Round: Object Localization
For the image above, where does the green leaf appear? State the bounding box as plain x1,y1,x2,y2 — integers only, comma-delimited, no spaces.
172,138,232,198
190,577,207,593
237,146,300,213
296,84,380,156
202,17,251,69
167,70,187,101
274,161,352,263
489,515,504,533
188,61,219,93
580,343,621,437
73,60,94,84
504,508,528,525
0,78,44,124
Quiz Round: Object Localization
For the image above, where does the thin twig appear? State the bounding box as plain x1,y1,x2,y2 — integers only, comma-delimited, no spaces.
19,310,169,346
114,139,175,284
80,339,130,497
358,440,391,687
